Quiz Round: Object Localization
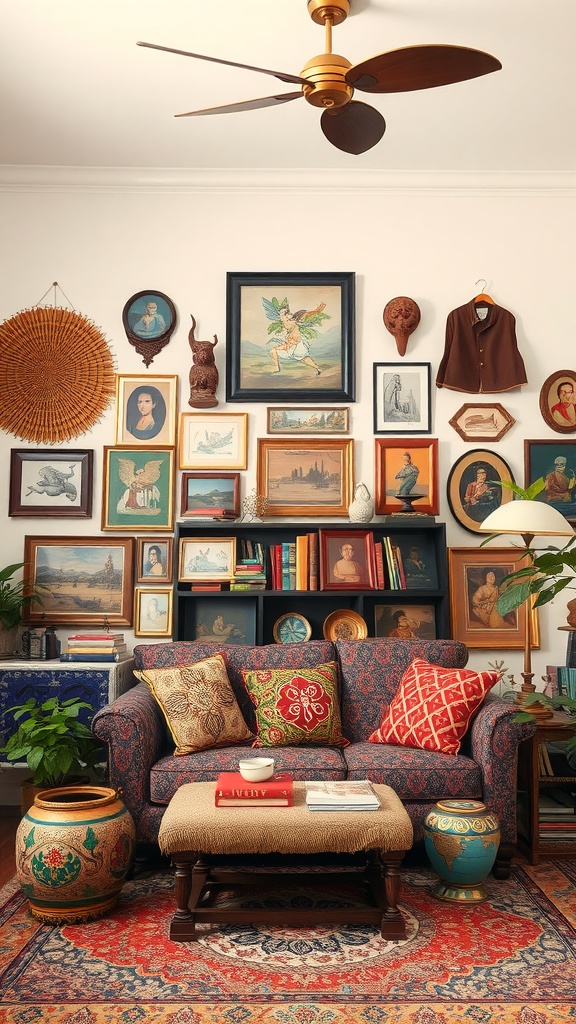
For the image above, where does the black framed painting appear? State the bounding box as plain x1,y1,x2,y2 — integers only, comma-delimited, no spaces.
447,449,515,534
226,271,355,403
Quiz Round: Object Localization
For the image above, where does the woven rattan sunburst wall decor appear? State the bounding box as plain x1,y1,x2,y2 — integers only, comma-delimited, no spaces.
0,305,116,443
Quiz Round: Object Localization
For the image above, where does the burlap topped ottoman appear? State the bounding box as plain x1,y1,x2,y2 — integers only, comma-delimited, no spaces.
159,781,413,941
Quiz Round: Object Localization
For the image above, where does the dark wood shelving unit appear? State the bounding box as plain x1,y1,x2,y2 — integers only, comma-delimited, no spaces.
173,519,450,645
517,712,576,864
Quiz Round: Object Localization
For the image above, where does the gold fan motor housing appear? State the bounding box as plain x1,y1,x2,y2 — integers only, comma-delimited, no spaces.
300,53,353,109
307,0,350,26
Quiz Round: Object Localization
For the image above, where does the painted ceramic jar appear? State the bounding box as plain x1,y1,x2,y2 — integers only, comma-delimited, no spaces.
423,799,500,903
348,482,374,523
16,785,135,924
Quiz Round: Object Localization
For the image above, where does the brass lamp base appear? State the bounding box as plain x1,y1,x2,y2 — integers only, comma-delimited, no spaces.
515,684,553,720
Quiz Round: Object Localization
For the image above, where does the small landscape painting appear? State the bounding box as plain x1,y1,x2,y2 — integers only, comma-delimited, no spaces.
23,537,134,626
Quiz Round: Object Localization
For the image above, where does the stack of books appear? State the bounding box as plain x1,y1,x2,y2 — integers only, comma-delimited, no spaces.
215,771,293,806
231,539,268,590
60,632,127,662
305,780,381,812
539,787,576,842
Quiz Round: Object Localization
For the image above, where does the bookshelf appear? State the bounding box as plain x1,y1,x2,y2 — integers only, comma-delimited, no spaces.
173,519,450,645
516,712,576,864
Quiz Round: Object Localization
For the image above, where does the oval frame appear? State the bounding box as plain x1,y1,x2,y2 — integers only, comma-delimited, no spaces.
122,290,177,367
447,449,515,534
539,369,576,434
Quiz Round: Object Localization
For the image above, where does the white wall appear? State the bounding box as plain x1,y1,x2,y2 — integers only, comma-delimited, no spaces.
1,169,575,689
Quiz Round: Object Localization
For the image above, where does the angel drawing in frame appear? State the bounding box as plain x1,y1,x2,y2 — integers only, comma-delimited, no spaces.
116,458,163,516
263,296,331,377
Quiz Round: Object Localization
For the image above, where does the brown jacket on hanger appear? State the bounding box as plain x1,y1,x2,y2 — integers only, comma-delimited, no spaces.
436,300,527,393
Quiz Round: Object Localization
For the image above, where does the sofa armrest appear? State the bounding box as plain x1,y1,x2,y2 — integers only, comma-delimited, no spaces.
92,682,167,830
469,695,537,845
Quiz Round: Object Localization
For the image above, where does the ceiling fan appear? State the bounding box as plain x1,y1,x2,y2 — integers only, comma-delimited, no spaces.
137,0,501,156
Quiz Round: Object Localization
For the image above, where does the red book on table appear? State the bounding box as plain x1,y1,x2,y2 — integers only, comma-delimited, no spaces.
215,772,293,806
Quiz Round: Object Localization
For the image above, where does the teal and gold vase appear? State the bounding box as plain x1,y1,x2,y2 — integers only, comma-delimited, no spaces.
423,799,500,903
16,785,135,924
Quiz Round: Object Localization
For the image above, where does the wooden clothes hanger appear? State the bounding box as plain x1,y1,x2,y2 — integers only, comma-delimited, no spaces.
473,279,494,304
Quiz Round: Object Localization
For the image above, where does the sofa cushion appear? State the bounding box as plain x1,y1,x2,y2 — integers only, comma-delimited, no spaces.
149,745,348,805
135,653,254,755
335,638,470,743
368,657,498,755
242,662,349,748
343,741,482,802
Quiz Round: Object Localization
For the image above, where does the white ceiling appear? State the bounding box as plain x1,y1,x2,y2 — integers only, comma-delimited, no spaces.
2,0,575,175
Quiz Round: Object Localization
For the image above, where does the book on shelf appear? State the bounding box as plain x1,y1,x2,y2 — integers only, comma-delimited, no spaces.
374,543,386,589
557,666,576,698
60,651,125,663
308,532,319,591
66,639,126,649
394,543,407,589
541,743,554,776
65,644,127,655
68,632,125,641
296,534,309,591
305,780,380,811
215,772,293,806
538,789,575,815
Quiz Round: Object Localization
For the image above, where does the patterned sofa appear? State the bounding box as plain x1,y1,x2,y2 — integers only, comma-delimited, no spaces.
92,637,537,877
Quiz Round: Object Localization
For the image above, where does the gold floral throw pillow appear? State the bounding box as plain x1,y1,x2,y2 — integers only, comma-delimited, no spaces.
135,653,254,755
242,661,348,748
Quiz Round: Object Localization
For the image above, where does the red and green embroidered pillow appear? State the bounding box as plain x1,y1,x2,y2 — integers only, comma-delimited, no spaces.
242,661,348,748
368,657,498,755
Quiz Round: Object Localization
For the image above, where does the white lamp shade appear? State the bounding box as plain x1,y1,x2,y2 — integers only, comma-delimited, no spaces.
479,499,575,537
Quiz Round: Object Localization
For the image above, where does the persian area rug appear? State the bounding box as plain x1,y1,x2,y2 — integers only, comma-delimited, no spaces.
1,860,576,1024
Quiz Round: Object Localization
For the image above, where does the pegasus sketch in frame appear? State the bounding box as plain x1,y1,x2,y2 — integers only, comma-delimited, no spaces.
116,458,163,516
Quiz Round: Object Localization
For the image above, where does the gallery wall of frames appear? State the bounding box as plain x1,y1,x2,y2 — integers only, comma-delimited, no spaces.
0,178,574,684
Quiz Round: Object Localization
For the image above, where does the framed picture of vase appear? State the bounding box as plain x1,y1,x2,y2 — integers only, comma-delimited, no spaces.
374,438,439,516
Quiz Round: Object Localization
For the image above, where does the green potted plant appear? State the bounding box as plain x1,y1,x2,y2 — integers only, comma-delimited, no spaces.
0,561,41,658
482,480,576,620
0,696,103,813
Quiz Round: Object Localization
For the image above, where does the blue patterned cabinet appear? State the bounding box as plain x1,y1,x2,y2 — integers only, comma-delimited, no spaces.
0,658,137,750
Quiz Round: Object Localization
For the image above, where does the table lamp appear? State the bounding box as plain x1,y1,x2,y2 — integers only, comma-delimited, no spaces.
478,500,575,719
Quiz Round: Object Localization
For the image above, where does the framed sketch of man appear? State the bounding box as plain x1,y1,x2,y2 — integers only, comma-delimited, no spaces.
539,370,576,434
373,363,431,434
115,375,177,446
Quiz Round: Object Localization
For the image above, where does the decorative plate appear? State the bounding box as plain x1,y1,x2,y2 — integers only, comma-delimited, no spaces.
322,609,368,642
273,613,312,644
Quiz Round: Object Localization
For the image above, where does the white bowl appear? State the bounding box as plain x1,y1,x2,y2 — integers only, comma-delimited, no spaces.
239,757,275,781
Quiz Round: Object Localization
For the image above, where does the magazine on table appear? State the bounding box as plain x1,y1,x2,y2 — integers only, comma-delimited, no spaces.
305,780,380,811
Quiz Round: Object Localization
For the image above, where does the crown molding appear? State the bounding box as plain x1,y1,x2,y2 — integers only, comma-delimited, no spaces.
0,165,574,196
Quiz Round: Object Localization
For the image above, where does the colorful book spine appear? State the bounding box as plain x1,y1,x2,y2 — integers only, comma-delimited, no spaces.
281,543,292,590
296,534,309,590
374,542,385,589
308,532,319,591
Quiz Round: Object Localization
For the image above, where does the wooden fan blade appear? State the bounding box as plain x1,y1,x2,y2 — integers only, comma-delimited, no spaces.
321,101,386,155
347,44,501,93
137,41,308,86
176,92,303,117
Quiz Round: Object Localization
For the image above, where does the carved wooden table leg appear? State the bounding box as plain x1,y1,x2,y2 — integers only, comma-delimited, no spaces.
378,849,407,940
169,851,204,940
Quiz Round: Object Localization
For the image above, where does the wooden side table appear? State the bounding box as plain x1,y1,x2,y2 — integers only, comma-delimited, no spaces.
517,711,576,864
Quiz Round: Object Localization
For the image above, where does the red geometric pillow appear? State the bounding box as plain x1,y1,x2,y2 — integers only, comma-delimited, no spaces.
368,657,498,755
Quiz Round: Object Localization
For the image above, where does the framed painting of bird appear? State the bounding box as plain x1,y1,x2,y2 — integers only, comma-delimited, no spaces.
102,446,175,530
178,413,248,470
